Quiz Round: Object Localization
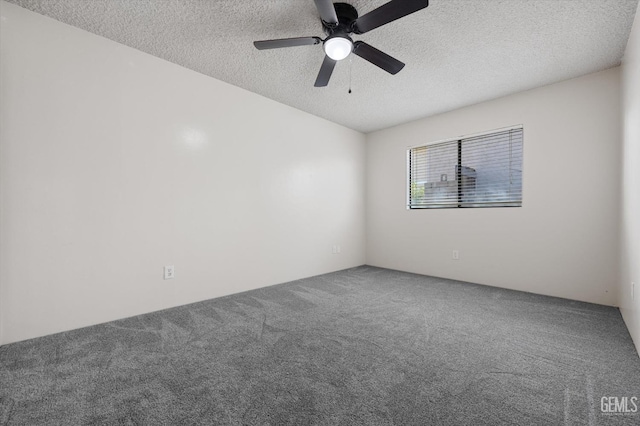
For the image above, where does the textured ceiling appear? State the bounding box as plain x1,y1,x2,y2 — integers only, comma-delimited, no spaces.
5,0,639,133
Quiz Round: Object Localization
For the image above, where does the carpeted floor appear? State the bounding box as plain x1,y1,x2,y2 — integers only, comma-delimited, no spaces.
1,266,639,425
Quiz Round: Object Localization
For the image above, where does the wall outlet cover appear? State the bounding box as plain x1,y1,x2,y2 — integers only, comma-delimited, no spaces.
164,265,175,280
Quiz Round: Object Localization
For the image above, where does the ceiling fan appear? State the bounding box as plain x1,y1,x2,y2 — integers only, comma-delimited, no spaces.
253,0,429,87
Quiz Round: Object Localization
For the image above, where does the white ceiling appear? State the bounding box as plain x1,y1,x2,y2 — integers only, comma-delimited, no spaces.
6,0,639,133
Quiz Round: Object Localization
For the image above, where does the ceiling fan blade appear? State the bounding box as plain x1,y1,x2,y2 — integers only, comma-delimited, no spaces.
353,41,405,74
314,55,337,87
353,0,429,34
314,0,338,26
254,37,322,50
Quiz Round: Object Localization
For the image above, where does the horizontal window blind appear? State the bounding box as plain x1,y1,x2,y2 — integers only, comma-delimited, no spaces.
408,127,523,209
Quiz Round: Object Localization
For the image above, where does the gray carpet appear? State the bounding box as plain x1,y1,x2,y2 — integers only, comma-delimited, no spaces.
1,266,639,425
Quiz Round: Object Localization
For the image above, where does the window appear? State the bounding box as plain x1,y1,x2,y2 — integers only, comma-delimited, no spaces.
408,126,523,209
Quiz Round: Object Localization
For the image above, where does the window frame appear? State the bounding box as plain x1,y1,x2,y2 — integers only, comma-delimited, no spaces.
406,125,523,210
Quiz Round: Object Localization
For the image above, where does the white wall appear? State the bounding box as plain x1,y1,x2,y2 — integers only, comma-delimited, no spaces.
620,1,640,354
0,2,365,345
366,68,621,306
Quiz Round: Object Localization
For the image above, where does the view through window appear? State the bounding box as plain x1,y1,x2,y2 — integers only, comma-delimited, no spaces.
408,127,523,209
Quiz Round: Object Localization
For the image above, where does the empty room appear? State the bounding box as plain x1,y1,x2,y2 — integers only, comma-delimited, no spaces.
1,0,640,424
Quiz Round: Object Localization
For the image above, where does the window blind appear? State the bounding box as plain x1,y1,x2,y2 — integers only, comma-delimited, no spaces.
408,127,523,209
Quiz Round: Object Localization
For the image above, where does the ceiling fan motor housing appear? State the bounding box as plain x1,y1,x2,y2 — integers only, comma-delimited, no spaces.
322,3,359,35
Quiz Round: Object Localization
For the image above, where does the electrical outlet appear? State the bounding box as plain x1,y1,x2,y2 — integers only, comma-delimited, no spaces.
332,245,341,254
164,265,175,280
452,250,459,260
633,282,635,301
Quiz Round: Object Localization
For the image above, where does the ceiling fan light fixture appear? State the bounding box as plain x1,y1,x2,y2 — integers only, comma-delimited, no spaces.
324,36,353,61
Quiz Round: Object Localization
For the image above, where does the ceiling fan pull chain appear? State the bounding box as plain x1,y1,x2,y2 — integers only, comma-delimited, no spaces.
348,56,353,94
